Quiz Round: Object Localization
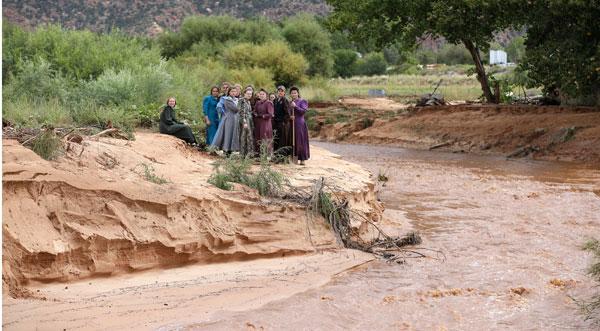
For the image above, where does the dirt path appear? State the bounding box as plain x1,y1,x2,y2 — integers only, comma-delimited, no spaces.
186,142,600,330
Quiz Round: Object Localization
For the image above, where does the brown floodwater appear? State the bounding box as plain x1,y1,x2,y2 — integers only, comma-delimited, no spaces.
187,142,600,330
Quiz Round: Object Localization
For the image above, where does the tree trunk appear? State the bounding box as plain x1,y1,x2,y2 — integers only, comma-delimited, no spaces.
463,39,496,103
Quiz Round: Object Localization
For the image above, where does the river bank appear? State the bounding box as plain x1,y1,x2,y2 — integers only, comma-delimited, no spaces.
311,98,600,164
2,132,384,329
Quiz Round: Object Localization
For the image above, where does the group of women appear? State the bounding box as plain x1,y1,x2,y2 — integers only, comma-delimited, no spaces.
159,82,310,165
202,82,310,165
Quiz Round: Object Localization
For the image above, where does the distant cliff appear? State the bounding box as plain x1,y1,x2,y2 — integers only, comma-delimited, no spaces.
2,0,330,35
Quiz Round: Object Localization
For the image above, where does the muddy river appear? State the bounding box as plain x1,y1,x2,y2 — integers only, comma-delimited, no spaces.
190,142,600,330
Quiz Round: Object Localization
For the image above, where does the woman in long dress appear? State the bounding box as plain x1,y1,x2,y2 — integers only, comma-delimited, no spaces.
290,87,310,165
159,97,197,145
211,86,240,154
202,86,220,145
253,89,274,155
238,87,255,158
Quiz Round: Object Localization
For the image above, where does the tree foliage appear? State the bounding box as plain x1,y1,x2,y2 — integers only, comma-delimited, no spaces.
282,14,334,77
224,41,308,86
326,0,525,102
2,22,159,82
333,49,358,78
355,52,387,76
521,1,600,104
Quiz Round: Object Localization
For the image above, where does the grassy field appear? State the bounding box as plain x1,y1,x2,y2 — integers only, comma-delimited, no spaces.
331,74,482,101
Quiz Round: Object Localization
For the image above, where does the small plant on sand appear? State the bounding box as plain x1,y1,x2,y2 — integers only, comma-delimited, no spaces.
134,163,169,184
250,140,285,196
31,129,63,160
207,141,285,196
207,171,233,191
207,154,252,191
574,238,600,324
377,169,389,182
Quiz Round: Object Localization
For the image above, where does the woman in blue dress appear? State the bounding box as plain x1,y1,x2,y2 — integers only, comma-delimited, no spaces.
203,86,220,145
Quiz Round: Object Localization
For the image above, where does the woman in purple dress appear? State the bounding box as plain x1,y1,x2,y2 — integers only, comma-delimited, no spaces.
253,89,274,155
289,86,310,165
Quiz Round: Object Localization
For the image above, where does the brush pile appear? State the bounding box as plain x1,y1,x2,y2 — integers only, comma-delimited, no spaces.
284,177,443,263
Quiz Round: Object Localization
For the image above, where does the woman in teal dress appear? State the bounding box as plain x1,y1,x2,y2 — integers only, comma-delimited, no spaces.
203,86,220,145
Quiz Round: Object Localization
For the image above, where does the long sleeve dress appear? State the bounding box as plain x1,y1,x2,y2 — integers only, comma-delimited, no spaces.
273,96,293,157
203,95,219,145
253,99,274,154
211,96,240,152
159,106,197,144
238,98,255,158
292,98,310,161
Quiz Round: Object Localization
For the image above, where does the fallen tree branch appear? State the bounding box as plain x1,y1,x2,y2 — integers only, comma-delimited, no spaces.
287,177,442,263
89,128,129,140
429,141,452,150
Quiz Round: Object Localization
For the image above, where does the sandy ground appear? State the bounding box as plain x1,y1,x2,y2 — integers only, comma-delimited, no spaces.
313,99,600,164
186,142,600,330
3,250,373,330
2,132,381,297
4,112,599,330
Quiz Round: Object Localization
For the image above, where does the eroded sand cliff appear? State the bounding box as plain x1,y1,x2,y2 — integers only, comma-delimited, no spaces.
2,132,382,296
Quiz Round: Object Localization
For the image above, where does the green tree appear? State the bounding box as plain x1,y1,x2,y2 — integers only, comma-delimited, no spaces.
383,46,400,65
330,30,354,50
282,14,334,77
354,52,387,76
224,41,308,86
326,0,525,103
521,2,599,104
333,49,358,77
505,36,525,64
438,43,473,65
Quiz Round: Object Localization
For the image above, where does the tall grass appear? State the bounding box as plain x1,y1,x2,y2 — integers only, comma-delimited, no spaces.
3,98,72,128
301,77,340,102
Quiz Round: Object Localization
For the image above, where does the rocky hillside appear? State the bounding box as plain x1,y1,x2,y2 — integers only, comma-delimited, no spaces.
2,0,330,35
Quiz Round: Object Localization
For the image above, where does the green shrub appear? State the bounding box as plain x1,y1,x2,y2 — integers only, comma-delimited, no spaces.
239,17,283,44
4,23,160,81
229,66,275,90
282,14,334,77
206,144,284,197
2,97,72,128
436,43,473,65
207,172,233,191
333,49,358,78
158,15,283,59
249,141,284,196
5,58,71,102
31,129,63,160
80,62,172,107
81,68,137,106
577,238,600,324
70,100,136,132
224,41,308,86
354,52,387,76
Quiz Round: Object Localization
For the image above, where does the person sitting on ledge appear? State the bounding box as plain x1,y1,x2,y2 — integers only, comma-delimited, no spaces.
159,97,197,145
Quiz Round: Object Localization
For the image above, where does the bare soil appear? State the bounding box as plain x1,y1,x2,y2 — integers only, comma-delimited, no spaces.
312,98,600,164
2,133,382,306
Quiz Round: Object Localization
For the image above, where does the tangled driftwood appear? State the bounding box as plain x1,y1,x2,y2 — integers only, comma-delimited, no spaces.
283,177,444,263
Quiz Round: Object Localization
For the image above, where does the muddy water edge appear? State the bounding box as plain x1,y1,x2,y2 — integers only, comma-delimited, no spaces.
191,141,600,330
